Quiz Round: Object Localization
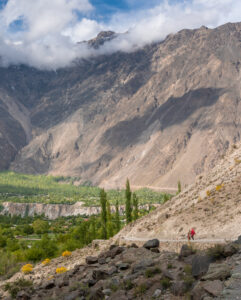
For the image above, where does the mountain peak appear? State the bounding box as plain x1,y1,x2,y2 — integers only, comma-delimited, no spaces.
88,31,116,49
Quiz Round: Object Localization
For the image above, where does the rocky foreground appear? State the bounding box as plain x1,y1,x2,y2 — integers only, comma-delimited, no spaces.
2,238,241,300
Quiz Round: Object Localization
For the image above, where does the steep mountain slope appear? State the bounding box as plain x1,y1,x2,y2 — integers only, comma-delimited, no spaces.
1,23,241,188
116,142,241,241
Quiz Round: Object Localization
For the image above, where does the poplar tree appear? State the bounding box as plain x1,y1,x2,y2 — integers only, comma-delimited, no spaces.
178,180,181,194
100,188,107,239
106,200,114,238
89,216,96,241
115,199,121,233
132,193,139,221
125,178,132,224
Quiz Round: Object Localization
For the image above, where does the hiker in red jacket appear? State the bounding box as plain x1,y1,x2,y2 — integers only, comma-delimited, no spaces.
190,228,196,240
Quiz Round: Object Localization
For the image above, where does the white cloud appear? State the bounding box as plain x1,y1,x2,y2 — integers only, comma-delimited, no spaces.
0,0,240,69
63,18,104,43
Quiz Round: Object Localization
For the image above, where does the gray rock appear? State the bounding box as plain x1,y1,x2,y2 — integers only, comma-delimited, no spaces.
92,269,109,281
192,255,212,278
162,269,175,280
103,289,111,296
98,257,106,265
152,289,162,298
88,287,104,300
143,239,160,249
232,273,241,279
64,290,82,300
107,266,117,275
203,280,223,297
16,291,30,300
99,247,125,260
191,282,209,300
86,256,98,265
116,262,129,270
150,247,160,253
223,243,239,257
179,244,193,258
171,281,187,296
108,290,128,300
202,263,231,281
132,258,155,273
55,274,69,288
42,279,55,289
234,235,241,245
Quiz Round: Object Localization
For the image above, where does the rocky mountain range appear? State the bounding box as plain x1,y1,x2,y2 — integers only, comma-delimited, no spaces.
1,22,241,189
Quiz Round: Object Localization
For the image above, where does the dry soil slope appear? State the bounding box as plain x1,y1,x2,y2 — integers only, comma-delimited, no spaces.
3,23,241,189
115,142,241,242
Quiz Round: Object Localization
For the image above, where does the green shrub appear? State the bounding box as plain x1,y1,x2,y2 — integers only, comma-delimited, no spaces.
184,264,192,275
0,251,21,279
123,279,134,290
134,283,148,296
145,267,161,278
4,278,33,298
207,244,225,259
161,277,171,289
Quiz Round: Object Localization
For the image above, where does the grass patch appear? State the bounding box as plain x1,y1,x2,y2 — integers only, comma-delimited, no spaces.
161,277,171,290
145,267,161,278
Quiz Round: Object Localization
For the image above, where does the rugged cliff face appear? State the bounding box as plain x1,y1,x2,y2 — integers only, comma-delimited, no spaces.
1,23,241,188
1,202,158,219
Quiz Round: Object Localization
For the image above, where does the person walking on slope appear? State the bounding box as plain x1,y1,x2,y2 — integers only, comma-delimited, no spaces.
190,228,196,240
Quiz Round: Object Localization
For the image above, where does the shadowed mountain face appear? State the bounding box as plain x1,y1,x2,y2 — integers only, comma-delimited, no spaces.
1,22,241,189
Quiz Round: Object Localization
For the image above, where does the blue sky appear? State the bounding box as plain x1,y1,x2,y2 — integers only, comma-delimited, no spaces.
0,0,184,25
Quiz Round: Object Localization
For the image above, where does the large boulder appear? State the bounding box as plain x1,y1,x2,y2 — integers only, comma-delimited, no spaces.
98,246,125,260
203,280,223,297
132,258,155,273
223,243,239,257
192,255,212,278
191,282,209,300
143,239,160,249
202,263,231,281
171,281,187,296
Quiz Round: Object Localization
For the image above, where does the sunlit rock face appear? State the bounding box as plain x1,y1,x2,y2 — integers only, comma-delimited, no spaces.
0,23,241,189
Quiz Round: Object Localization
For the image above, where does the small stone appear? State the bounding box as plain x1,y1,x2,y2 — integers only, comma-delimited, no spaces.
152,289,162,298
231,273,241,279
107,266,117,275
86,256,98,265
103,289,111,296
64,290,82,300
42,279,55,289
16,291,30,300
98,257,106,265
